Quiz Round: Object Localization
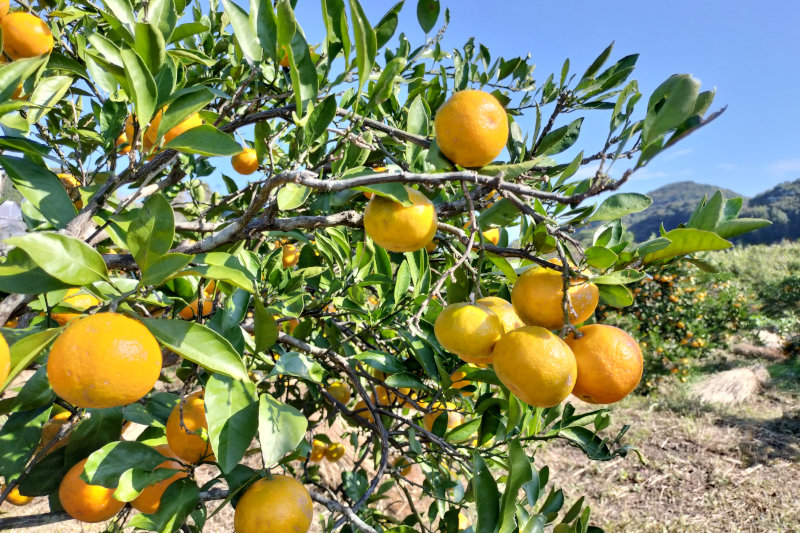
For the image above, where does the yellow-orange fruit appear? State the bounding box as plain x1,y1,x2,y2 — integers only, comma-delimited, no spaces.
282,244,300,268
231,148,259,175
0,333,9,386
1,13,54,60
326,381,351,404
166,390,215,464
47,313,162,408
324,442,345,462
145,108,203,147
131,445,188,514
476,296,524,333
492,326,577,408
483,228,500,245
434,303,503,364
38,411,71,453
423,402,464,432
364,186,438,253
50,288,101,326
434,90,508,168
234,476,313,533
0,0,9,18
59,458,125,523
512,264,599,330
309,439,326,462
2,484,33,506
178,299,213,320
352,400,374,423
393,456,413,477
450,370,473,396
565,324,643,404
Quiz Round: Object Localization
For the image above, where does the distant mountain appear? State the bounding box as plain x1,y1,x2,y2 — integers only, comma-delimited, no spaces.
578,179,800,245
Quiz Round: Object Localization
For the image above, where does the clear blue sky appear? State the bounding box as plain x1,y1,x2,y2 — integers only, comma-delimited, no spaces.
221,0,800,198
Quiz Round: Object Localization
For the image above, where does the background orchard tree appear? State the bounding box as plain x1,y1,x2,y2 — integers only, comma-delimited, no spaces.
0,0,770,531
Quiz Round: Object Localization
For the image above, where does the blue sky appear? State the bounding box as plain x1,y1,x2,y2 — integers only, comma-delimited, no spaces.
221,0,800,198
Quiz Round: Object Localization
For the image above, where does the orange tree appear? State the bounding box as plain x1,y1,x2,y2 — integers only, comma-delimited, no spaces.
0,0,769,532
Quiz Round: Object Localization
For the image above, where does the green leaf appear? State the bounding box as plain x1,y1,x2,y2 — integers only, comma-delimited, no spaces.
581,42,614,81
0,56,47,103
127,193,174,273
5,233,108,285
277,183,311,210
140,253,193,287
3,329,61,392
643,228,732,263
156,87,214,139
588,193,652,222
270,352,326,383
284,30,319,115
384,373,426,390
355,183,411,205
127,478,199,532
474,451,500,533
394,261,411,304
253,298,278,352
349,0,377,105
252,0,279,61
416,0,440,33
322,0,350,67
636,236,671,257
354,351,405,374
134,23,166,75
597,284,633,308
0,407,50,479
205,374,259,474
478,198,520,228
712,218,771,239
499,441,534,533
368,57,406,108
222,0,263,64
584,246,618,270
27,75,73,126
487,254,518,283
258,393,307,467
120,47,158,125
142,319,248,380
446,418,481,442
305,95,337,143
276,0,296,46
101,0,135,30
114,467,180,502
0,156,75,229
590,270,645,285
642,74,700,147
481,159,544,181
82,441,169,488
163,125,241,156
686,190,724,230
535,118,583,156
375,1,404,48
65,407,123,465
169,21,210,44
148,0,178,41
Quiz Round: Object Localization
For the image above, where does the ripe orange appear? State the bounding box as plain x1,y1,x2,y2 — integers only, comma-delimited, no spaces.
2,484,33,506
363,186,438,252
423,402,464,432
145,108,203,148
166,390,215,464
309,439,326,462
1,13,54,60
0,334,9,386
450,370,472,396
483,228,500,245
511,264,599,330
38,411,71,452
324,442,345,462
352,400,374,423
178,299,213,320
425,240,437,253
434,90,508,168
492,326,577,407
47,313,162,408
326,381,351,404
0,0,8,18
231,148,259,175
59,458,125,523
475,296,524,333
434,302,504,364
565,324,643,404
131,445,188,514
234,475,313,533
282,244,300,268
393,456,412,477
50,288,101,326
116,133,130,155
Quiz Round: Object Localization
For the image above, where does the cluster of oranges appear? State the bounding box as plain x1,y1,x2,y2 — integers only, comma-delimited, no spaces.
435,262,644,407
309,438,345,463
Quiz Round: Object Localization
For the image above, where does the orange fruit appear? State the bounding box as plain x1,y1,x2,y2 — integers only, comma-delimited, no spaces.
0,334,9,386
166,390,215,464
131,445,188,514
434,90,508,168
145,108,203,148
434,302,503,364
278,316,299,334
393,456,412,477
2,484,33,506
47,313,162,408
178,299,213,320
309,439,326,462
363,186,438,253
1,13,54,60
425,240,437,253
476,296,524,333
282,244,300,268
483,228,500,245
59,458,125,523
512,263,599,330
234,475,313,533
38,411,71,452
352,400,374,423
116,133,130,155
231,147,259,175
279,49,290,68
50,288,101,326
423,402,464,432
0,0,8,18
565,324,643,404
492,326,577,408
324,442,345,462
372,385,395,406
450,370,472,396
326,381,351,404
